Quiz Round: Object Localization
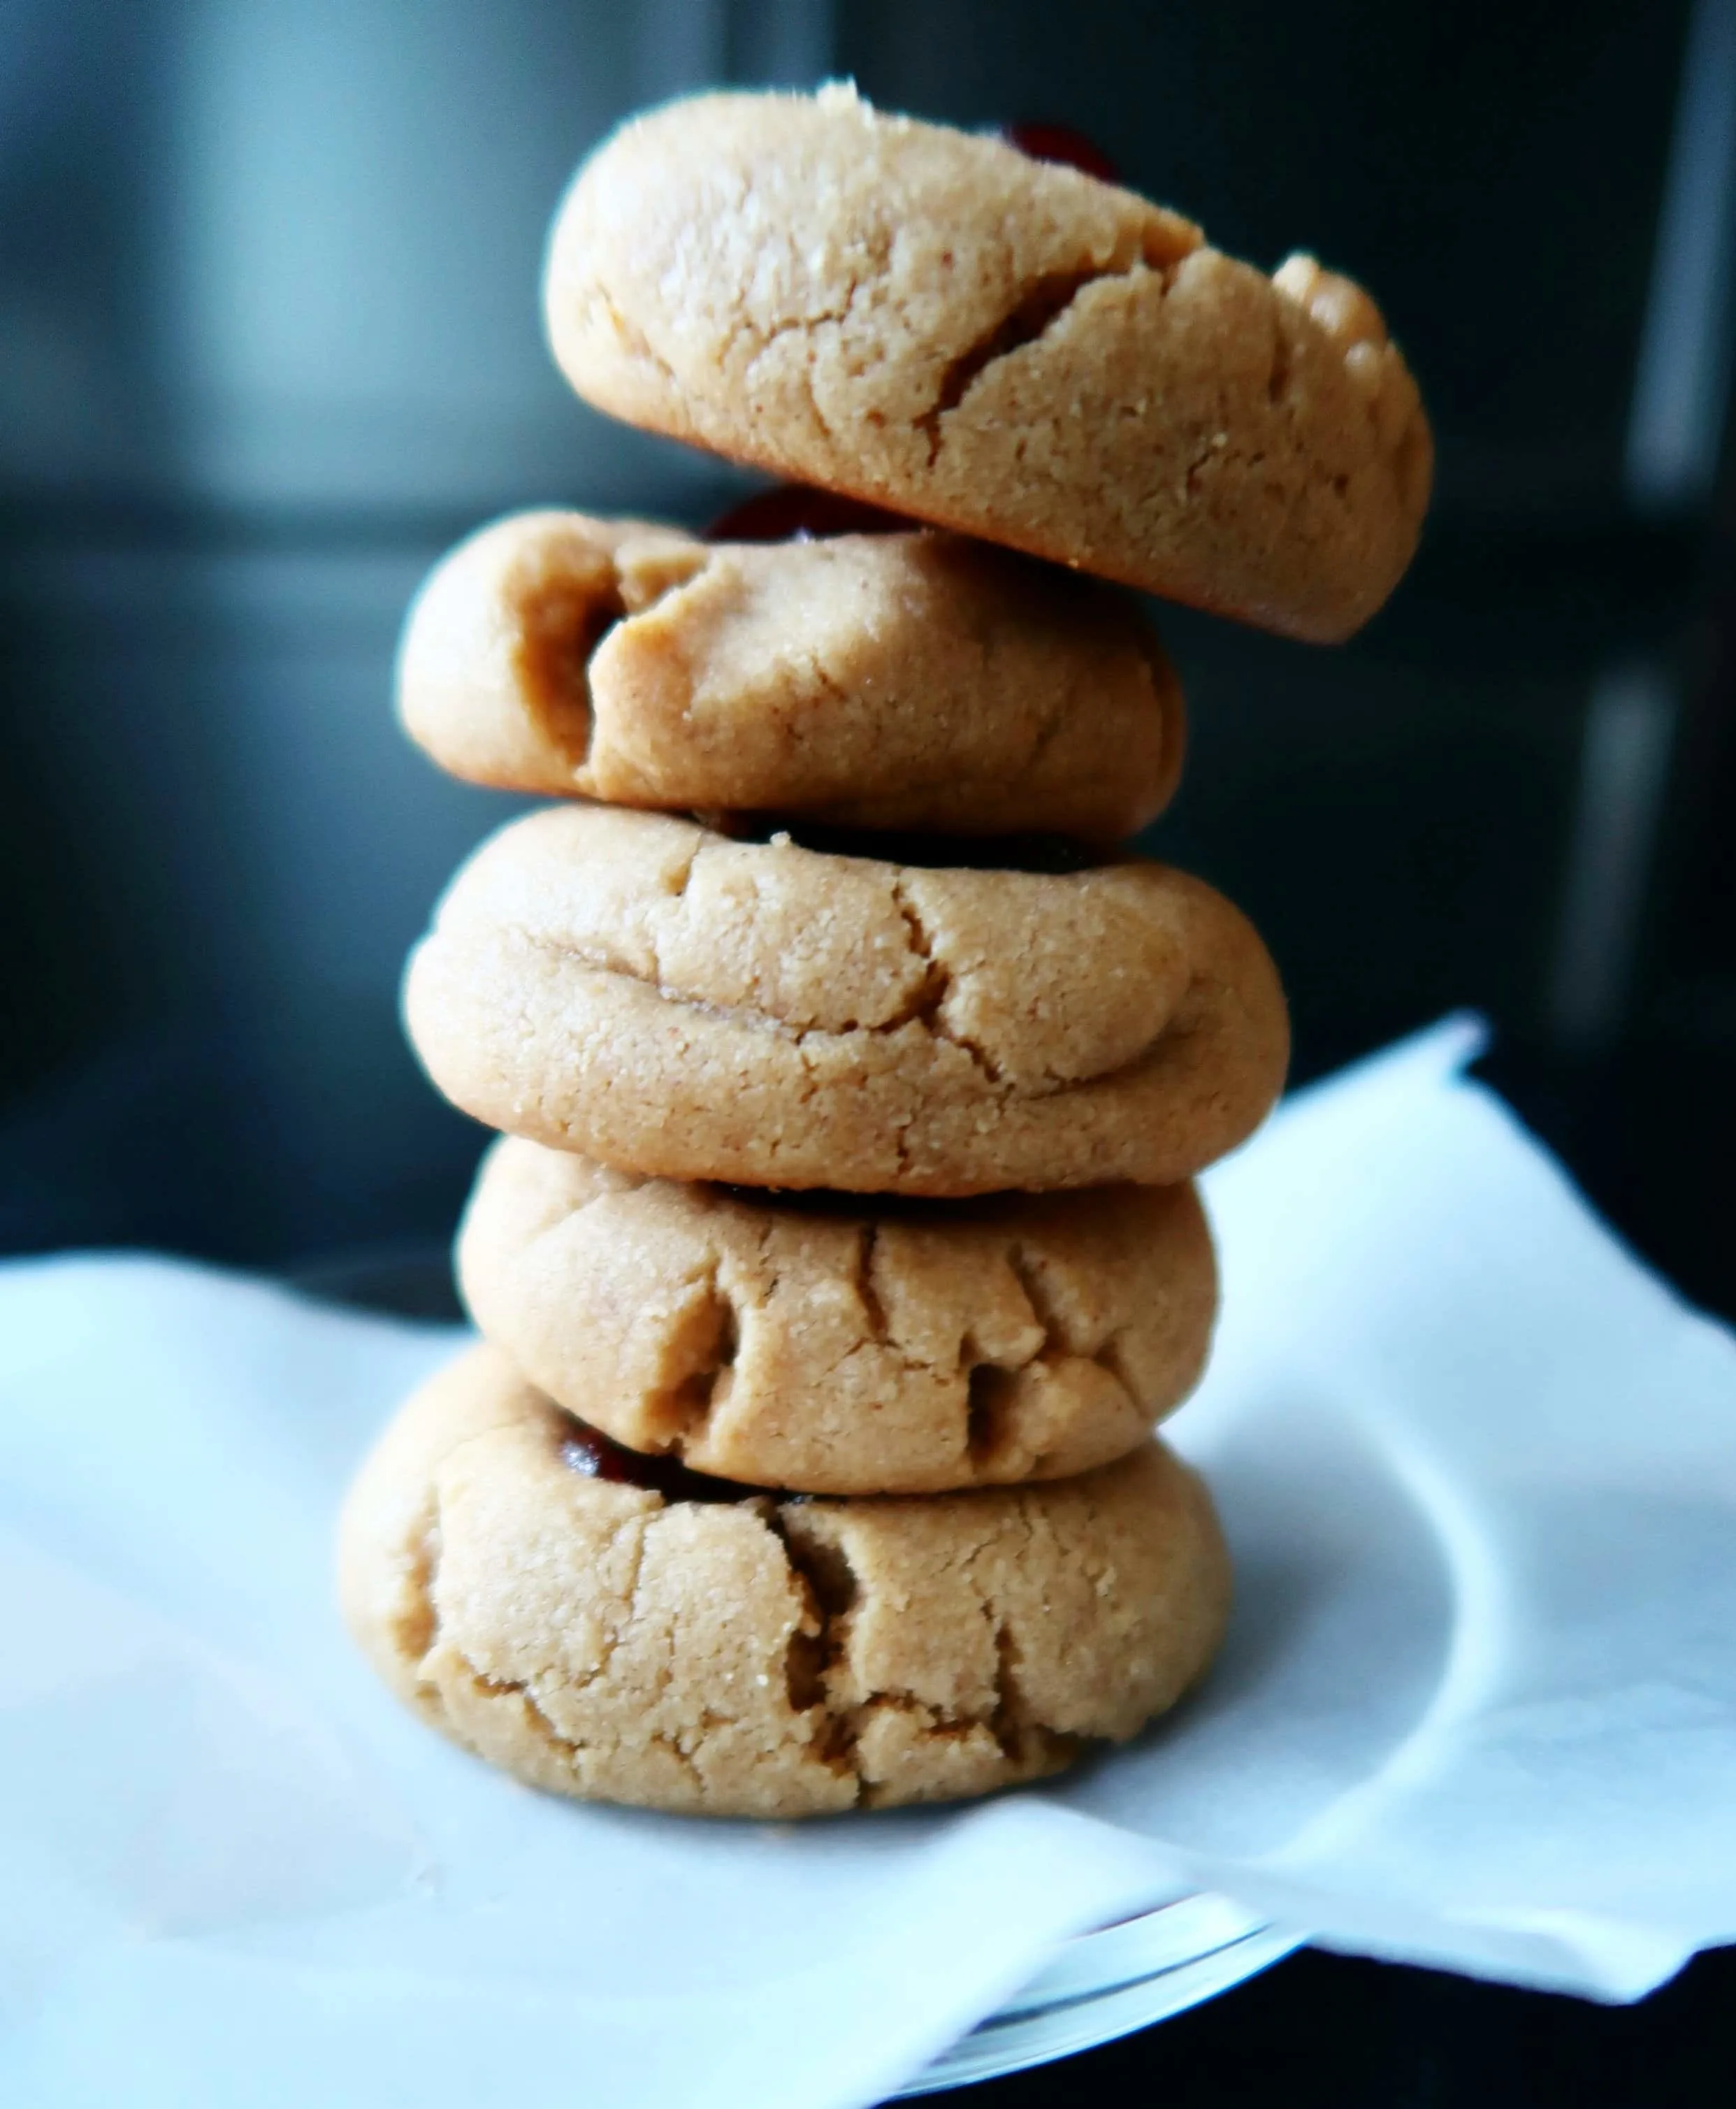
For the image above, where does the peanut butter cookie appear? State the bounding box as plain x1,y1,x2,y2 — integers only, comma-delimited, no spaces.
338,1344,1231,1816
403,805,1289,1195
545,85,1431,642
458,1135,1217,1493
399,510,1181,839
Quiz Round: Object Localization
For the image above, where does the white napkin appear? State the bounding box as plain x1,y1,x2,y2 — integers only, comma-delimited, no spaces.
3,1018,1735,2109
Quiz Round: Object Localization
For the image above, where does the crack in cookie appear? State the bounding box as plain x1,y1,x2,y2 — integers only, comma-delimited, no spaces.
917,243,1181,465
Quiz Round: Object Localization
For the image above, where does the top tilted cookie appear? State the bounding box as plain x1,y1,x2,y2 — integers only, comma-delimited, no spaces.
545,84,1432,643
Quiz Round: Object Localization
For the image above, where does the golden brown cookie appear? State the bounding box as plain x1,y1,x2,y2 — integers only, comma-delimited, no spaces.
403,805,1289,1196
337,1344,1231,1817
457,1135,1217,1494
544,85,1431,643
398,510,1182,839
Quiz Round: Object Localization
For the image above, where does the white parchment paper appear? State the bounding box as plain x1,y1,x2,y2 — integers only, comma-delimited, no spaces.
3,1018,1735,2109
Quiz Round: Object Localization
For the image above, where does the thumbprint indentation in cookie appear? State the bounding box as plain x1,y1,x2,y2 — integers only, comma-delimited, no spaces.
774,1517,860,1721
513,570,626,765
782,1622,830,1713
966,1364,1020,1464
657,1280,739,1439
769,1513,862,1732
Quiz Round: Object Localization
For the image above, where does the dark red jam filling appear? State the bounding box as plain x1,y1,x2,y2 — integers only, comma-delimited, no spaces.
1000,122,1121,185
706,485,910,543
558,1414,765,1504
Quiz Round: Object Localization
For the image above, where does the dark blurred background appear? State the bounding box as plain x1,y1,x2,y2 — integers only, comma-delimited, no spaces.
1,0,1733,1318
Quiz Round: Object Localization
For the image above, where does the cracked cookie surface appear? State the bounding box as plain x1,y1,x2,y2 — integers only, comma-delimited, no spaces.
458,1135,1217,1494
545,83,1431,643
403,805,1289,1195
337,1344,1231,1816
398,510,1182,839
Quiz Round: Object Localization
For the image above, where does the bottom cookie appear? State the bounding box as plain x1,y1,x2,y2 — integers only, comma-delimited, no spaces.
338,1344,1231,1818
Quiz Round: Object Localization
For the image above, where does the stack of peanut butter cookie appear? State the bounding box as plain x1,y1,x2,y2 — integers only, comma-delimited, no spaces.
339,84,1429,1818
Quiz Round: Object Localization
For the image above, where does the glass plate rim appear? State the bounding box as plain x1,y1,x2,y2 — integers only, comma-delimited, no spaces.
895,1892,1305,2095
